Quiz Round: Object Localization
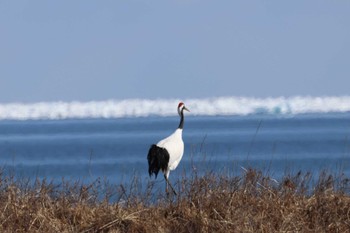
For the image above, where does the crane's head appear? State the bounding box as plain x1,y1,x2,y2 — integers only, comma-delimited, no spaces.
178,102,190,116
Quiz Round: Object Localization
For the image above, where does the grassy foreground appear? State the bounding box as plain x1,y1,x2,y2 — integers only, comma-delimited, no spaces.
0,169,350,232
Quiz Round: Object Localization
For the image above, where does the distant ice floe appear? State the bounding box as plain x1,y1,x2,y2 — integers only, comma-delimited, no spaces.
0,96,350,120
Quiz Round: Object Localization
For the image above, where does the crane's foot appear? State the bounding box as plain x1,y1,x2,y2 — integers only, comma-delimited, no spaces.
166,187,177,196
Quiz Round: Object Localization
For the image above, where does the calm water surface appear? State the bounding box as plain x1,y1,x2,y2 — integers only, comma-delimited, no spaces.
0,113,349,186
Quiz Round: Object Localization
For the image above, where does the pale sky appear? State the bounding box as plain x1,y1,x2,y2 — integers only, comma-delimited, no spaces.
0,1,349,103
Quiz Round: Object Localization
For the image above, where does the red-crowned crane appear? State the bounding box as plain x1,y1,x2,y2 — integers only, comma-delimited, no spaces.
147,102,190,195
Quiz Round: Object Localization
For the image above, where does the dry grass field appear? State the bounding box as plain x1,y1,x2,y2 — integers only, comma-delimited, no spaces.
0,168,349,232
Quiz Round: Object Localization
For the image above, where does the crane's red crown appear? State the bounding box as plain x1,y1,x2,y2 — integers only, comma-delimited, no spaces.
178,102,184,108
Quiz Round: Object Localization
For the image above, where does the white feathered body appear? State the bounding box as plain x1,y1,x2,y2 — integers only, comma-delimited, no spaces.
156,128,184,171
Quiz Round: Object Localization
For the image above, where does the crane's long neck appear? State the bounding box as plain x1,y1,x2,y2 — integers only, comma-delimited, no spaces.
178,109,185,129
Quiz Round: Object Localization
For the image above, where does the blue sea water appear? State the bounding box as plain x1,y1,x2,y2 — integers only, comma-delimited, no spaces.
0,113,349,187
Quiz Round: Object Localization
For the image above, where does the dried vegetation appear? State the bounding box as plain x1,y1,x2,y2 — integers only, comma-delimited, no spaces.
0,169,350,232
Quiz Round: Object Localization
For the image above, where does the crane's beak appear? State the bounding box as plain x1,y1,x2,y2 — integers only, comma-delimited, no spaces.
184,106,190,112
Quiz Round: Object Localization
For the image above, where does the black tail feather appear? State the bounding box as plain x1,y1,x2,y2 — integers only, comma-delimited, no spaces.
147,144,169,178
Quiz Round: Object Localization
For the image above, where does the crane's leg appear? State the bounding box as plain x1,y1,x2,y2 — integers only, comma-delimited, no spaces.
164,173,177,196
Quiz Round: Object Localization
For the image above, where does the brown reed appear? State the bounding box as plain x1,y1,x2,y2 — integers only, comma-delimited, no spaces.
0,168,349,233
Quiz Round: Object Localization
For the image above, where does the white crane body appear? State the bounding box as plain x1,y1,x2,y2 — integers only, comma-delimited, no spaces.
156,128,184,171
